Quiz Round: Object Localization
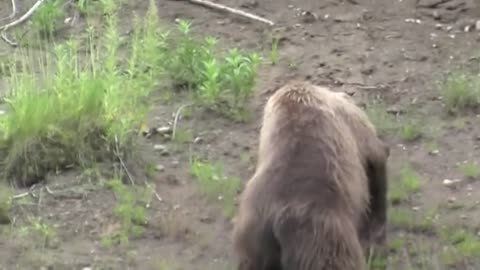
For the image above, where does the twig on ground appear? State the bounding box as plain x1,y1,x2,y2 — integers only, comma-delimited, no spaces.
0,0,17,22
0,0,46,47
144,181,163,202
417,0,451,9
11,192,30,199
1,31,17,46
184,0,275,26
172,103,193,141
44,186,55,195
114,135,135,186
11,183,40,200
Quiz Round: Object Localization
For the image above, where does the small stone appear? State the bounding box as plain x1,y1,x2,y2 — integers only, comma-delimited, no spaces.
194,137,203,144
448,196,456,203
82,268,92,270
154,144,166,151
300,11,318,23
429,149,439,155
156,126,172,134
386,106,405,115
443,179,462,186
155,164,165,172
467,185,473,192
461,214,468,220
475,20,480,31
432,11,440,20
200,215,213,224
412,206,420,211
154,144,169,156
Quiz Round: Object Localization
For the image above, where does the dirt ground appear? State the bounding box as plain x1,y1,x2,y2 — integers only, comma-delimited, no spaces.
1,0,480,269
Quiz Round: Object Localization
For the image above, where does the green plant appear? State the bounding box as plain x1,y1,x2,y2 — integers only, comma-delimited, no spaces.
221,48,262,111
18,217,56,249
398,117,422,141
389,166,422,204
459,162,480,180
0,184,13,224
75,0,93,15
102,179,150,247
32,0,64,38
365,102,397,136
440,228,480,266
270,36,280,65
163,19,261,117
441,71,480,113
388,208,435,232
0,8,157,187
190,159,241,218
98,0,125,15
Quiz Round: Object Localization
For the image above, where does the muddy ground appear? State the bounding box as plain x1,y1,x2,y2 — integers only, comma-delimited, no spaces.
1,0,480,269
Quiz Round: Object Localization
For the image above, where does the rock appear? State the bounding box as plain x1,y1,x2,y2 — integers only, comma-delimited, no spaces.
171,160,179,167
443,179,462,187
155,164,165,172
300,11,318,23
154,144,169,156
194,137,203,144
200,215,213,224
447,196,457,203
386,106,405,115
476,20,480,31
156,126,172,135
429,149,439,155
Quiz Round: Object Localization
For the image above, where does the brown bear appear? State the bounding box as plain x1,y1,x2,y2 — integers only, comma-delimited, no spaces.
232,80,389,270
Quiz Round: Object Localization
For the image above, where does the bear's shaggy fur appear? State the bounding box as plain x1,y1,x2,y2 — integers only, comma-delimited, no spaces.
232,80,389,270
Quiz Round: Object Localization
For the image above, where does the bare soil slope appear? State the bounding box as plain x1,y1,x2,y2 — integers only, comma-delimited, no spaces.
1,0,480,269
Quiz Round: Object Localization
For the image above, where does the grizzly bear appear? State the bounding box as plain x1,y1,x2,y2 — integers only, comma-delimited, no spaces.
232,80,389,270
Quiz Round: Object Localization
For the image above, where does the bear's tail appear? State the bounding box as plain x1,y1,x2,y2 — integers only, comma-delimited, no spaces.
274,211,366,270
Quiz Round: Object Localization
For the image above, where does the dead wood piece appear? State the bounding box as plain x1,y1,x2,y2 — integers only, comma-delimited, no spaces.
186,0,274,26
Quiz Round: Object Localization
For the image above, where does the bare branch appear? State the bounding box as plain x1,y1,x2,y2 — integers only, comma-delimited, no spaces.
185,0,274,26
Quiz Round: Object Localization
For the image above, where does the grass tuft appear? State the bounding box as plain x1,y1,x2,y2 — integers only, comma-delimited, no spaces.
32,0,65,38
389,165,422,204
190,159,242,218
440,71,480,113
102,178,151,247
458,161,480,180
163,19,262,117
0,7,159,186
